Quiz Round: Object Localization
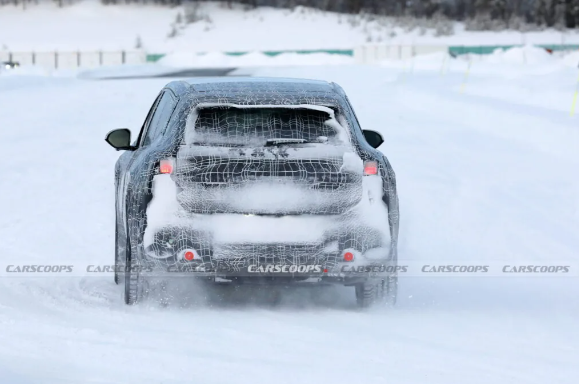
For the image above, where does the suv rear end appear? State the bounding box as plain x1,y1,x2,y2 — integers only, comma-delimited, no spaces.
142,102,394,287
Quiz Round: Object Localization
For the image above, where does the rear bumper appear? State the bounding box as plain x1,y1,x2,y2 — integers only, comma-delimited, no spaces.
140,258,400,284
141,220,396,281
140,173,394,281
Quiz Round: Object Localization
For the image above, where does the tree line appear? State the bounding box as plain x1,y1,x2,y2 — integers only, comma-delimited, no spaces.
2,0,579,29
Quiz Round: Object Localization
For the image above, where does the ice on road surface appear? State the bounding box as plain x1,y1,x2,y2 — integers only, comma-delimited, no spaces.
0,61,578,383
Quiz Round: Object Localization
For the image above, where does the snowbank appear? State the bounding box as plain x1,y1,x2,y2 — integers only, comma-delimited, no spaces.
157,51,354,67
76,64,180,79
373,44,578,78
561,50,579,68
482,44,555,65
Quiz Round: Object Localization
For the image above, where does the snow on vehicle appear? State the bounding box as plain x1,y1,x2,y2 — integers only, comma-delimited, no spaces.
105,77,400,307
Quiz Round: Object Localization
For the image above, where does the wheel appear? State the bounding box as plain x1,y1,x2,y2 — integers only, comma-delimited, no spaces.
124,245,141,305
355,274,398,308
114,212,130,285
381,274,398,307
114,215,122,285
124,222,142,305
355,279,379,308
376,245,399,307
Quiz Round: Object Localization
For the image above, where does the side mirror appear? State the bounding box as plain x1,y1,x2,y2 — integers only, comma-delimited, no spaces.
105,129,135,151
362,130,384,149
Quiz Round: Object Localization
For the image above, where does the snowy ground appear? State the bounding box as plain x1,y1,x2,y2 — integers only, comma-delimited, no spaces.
1,1,579,52
0,55,578,383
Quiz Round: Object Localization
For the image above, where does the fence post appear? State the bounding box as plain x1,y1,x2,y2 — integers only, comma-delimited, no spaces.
32,52,35,65
77,51,81,67
8,52,12,62
55,51,58,69
122,50,126,64
99,51,103,66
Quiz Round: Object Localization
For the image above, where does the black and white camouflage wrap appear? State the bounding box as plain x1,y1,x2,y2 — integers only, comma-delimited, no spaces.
113,78,399,302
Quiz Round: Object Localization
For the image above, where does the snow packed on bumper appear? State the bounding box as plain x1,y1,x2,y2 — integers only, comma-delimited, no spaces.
142,103,392,269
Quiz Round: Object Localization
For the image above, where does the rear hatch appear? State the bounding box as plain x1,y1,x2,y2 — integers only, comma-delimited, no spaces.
174,105,363,215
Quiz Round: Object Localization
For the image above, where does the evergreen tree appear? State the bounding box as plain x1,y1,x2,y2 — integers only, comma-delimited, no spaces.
3,0,579,29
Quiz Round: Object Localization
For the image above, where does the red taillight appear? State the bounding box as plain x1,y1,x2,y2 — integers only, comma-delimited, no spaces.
343,252,354,262
363,161,378,176
184,251,195,261
159,159,173,174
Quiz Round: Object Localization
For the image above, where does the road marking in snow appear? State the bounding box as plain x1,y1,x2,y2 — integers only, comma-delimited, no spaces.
570,70,579,116
459,59,472,94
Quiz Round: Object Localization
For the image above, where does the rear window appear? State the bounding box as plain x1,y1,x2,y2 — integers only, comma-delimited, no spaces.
185,106,348,146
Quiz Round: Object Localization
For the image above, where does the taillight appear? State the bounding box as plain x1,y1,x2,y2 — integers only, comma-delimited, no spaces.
180,249,198,261
363,161,378,176
159,159,174,174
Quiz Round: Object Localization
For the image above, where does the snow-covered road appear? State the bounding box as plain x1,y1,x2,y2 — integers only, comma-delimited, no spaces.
0,61,578,383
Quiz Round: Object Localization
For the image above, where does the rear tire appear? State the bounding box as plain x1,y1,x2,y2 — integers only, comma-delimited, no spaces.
355,274,398,308
382,274,398,307
355,280,378,308
114,216,121,285
124,225,141,305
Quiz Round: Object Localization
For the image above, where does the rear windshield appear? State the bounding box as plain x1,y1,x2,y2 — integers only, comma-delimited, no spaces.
186,106,348,146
